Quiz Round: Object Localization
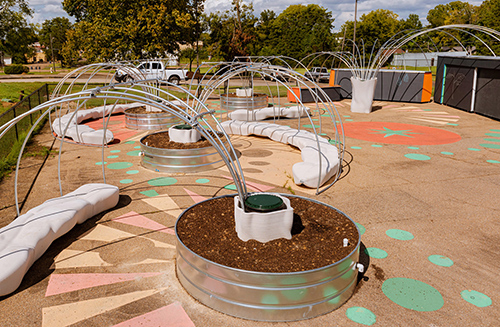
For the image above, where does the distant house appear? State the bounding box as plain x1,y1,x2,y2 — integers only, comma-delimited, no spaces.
27,42,47,63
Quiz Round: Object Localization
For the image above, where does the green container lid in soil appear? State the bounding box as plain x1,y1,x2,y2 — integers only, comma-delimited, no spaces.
244,194,285,212
174,124,193,130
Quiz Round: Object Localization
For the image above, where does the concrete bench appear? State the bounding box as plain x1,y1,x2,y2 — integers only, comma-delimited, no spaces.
228,106,310,121
220,121,339,188
0,184,119,297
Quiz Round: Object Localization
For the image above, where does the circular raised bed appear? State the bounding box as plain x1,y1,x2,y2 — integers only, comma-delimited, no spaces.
124,107,180,130
175,194,361,321
140,131,229,173
220,93,269,111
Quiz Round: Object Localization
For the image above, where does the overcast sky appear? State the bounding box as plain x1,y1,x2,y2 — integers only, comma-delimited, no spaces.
28,0,484,31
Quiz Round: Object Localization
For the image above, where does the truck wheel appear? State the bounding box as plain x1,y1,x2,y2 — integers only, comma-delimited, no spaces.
168,75,180,85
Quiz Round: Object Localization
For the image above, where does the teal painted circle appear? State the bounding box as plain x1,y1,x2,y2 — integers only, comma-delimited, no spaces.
386,229,414,240
126,170,139,175
107,162,133,170
355,222,366,236
110,150,121,153
345,119,354,122
120,179,133,184
148,177,177,186
134,145,141,149
468,148,480,151
480,143,500,149
371,144,383,147
95,161,107,165
487,160,500,164
405,153,431,161
408,146,419,150
483,138,500,142
461,290,492,307
127,150,142,156
343,115,351,118
365,247,388,259
346,307,376,325
329,139,339,145
351,146,362,149
447,123,458,126
485,132,500,137
124,141,135,144
196,178,210,184
107,155,119,159
382,278,444,311
491,129,500,132
441,151,454,155
428,255,454,267
224,184,237,190
303,124,320,129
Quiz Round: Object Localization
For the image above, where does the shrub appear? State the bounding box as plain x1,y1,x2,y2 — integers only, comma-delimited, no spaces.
4,64,29,74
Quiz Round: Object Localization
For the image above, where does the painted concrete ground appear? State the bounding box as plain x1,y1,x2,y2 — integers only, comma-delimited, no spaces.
0,99,499,326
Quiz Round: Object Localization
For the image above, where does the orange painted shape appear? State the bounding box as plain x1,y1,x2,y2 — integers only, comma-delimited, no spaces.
338,122,461,145
112,211,174,234
421,72,433,102
329,70,336,86
45,272,162,296
287,87,301,103
112,302,195,327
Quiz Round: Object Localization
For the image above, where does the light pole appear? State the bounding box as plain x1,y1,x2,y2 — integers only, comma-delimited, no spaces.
352,0,358,55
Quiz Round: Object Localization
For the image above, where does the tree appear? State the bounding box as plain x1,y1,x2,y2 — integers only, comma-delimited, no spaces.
427,1,478,27
0,0,33,66
38,17,72,64
399,14,423,32
341,9,399,54
478,0,500,54
254,10,277,56
62,0,204,61
271,4,336,60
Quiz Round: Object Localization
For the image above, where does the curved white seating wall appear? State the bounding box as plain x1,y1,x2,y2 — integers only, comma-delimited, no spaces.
228,106,310,121
220,121,339,188
0,184,119,297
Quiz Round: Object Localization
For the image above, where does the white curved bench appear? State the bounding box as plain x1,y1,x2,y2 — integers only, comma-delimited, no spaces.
0,184,119,297
220,120,339,188
228,106,310,121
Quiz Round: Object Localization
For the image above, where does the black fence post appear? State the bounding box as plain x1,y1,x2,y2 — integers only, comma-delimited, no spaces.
13,106,19,141
28,96,33,125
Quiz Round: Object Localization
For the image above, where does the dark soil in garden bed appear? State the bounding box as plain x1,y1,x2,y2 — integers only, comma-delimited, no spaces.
142,131,228,149
176,196,359,273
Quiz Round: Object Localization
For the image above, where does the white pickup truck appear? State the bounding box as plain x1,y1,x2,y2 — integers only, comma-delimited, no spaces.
115,61,189,85
304,67,331,83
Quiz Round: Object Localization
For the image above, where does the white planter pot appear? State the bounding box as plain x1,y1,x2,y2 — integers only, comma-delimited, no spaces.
350,77,377,113
168,125,201,143
236,88,253,97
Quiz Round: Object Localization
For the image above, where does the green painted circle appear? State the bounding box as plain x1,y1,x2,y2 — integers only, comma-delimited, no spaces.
329,139,339,145
371,144,383,148
343,115,351,118
428,255,454,267
485,132,500,137
224,184,237,190
127,150,142,156
107,162,133,170
303,124,320,129
480,143,500,149
120,179,133,184
483,138,500,142
95,161,107,165
382,278,444,311
356,222,366,236
487,160,500,164
405,153,431,161
468,148,480,151
110,150,121,153
107,155,119,159
408,146,419,150
441,151,454,155
148,177,177,186
365,247,388,259
134,145,141,149
124,141,135,144
126,170,139,175
345,119,354,122
386,229,414,240
196,178,210,184
461,290,492,307
351,146,362,149
447,123,458,126
491,129,500,132
261,294,279,305
346,307,376,325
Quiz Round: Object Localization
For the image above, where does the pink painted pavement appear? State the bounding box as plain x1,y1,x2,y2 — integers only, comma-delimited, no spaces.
112,211,175,235
112,302,195,327
183,188,208,204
